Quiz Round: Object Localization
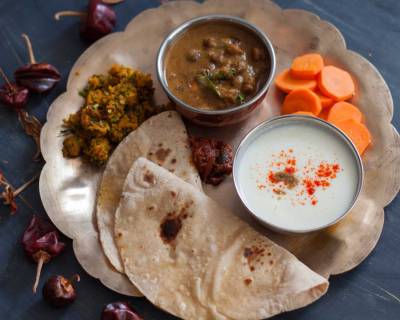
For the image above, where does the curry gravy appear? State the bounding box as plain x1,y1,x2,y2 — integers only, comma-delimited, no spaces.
165,22,270,110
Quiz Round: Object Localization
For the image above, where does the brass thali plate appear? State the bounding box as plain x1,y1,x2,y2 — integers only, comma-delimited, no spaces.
40,0,400,296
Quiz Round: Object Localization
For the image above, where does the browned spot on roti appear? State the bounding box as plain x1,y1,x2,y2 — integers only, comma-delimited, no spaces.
167,113,172,118
143,170,155,185
244,245,265,271
170,191,176,197
171,158,177,164
158,143,163,147
148,151,154,156
244,278,252,286
244,248,253,258
148,205,155,211
155,147,171,163
169,169,175,173
160,215,183,244
160,203,192,245
269,260,274,265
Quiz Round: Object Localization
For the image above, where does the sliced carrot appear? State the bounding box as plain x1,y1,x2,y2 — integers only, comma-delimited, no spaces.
292,111,317,117
314,90,334,109
275,69,317,93
290,53,324,79
318,108,330,121
282,88,322,115
318,65,355,101
335,119,371,155
327,101,363,125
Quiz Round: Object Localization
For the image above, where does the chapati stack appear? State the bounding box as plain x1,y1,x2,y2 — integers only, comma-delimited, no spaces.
95,111,328,319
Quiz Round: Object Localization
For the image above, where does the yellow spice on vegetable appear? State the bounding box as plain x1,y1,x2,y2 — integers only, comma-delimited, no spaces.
62,64,173,166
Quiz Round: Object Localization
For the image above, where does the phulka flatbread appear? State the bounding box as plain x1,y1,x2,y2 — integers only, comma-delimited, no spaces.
97,111,202,273
115,158,328,320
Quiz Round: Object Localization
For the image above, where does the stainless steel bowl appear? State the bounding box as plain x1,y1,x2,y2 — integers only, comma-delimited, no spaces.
233,115,364,234
157,15,276,127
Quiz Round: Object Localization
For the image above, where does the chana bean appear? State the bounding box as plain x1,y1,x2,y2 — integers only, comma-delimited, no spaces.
232,75,244,89
242,81,255,94
225,42,244,55
187,49,201,62
203,38,217,48
209,50,225,65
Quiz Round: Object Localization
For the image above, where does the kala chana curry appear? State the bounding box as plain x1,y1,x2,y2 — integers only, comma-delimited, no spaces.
62,64,172,166
165,21,270,110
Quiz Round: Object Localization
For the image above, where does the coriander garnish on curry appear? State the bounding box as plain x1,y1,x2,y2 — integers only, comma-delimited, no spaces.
165,21,270,110
62,64,172,166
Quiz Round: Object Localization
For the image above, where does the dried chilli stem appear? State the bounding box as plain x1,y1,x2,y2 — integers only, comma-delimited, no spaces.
13,172,40,197
0,171,40,214
69,274,81,284
102,0,124,4
54,11,87,21
19,195,41,216
17,110,43,160
32,252,50,293
32,256,44,293
0,172,17,214
21,34,36,64
0,67,13,88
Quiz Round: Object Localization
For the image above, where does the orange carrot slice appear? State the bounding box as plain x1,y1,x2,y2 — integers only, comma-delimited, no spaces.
318,108,330,121
335,119,371,155
314,90,334,109
275,69,317,93
290,53,324,79
327,101,363,125
292,111,317,117
282,88,322,115
318,66,355,101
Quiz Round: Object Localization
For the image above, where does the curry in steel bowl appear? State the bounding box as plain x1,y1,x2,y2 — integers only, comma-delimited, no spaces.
165,21,271,110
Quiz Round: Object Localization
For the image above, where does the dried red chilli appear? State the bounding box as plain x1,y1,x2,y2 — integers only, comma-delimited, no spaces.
102,0,124,4
101,302,143,320
14,34,61,93
0,66,42,159
54,0,117,41
0,68,29,110
43,274,80,307
22,215,66,293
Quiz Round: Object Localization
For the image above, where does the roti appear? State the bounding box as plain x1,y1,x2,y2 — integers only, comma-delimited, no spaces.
115,158,329,320
96,111,202,273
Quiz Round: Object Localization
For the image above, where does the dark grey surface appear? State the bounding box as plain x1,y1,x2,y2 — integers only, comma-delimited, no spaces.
0,0,399,319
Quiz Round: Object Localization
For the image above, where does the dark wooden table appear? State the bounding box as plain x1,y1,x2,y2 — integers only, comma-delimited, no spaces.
1,0,399,319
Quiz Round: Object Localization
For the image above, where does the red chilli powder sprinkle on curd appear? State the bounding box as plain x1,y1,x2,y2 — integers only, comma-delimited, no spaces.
262,149,341,206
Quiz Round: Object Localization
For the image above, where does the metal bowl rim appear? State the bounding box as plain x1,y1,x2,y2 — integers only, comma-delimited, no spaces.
232,114,364,234
156,14,276,115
